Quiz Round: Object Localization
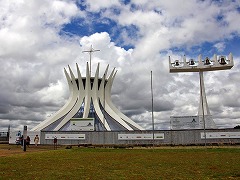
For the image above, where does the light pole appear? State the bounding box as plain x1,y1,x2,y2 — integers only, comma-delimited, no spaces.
151,71,155,147
169,53,234,145
23,125,27,151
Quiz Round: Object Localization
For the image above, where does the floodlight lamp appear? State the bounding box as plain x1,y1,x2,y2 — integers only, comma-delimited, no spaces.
204,57,211,65
219,56,227,65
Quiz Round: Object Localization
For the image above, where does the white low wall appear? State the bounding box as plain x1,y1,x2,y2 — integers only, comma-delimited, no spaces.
37,129,240,146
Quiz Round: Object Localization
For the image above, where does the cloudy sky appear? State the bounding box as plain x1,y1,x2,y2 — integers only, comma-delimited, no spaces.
1,0,240,131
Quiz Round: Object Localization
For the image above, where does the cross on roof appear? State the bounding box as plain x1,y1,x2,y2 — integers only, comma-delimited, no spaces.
82,45,100,76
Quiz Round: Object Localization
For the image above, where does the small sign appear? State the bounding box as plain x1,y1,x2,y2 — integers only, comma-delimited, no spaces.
118,133,164,140
45,134,85,140
170,116,201,130
68,118,94,131
201,132,240,139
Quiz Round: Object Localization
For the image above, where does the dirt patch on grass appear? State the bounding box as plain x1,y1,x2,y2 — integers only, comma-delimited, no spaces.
1,144,240,157
0,144,63,157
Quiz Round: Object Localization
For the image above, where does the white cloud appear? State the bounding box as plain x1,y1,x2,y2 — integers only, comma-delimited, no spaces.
1,0,240,131
214,42,226,52
102,0,240,50
0,0,80,60
83,0,120,12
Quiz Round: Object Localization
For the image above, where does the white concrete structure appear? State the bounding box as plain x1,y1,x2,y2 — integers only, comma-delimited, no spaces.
32,63,144,131
169,53,234,129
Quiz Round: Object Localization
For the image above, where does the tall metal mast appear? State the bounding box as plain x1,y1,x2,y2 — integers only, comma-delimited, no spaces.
151,71,155,148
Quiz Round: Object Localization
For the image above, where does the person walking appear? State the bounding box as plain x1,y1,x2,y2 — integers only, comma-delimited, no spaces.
26,136,30,147
34,135,39,146
19,135,24,147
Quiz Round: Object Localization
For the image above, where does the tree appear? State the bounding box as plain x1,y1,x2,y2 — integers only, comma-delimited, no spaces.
234,125,240,129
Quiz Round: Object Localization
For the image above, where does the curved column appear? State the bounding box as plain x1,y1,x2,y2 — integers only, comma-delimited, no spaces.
54,66,84,131
31,67,78,131
99,65,109,105
92,63,111,130
107,70,144,130
104,69,133,130
76,63,85,95
83,63,91,118
98,66,109,129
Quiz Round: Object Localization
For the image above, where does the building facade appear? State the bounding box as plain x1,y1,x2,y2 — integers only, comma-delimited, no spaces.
32,63,144,132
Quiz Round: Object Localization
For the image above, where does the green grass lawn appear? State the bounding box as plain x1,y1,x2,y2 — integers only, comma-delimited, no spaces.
0,146,240,179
